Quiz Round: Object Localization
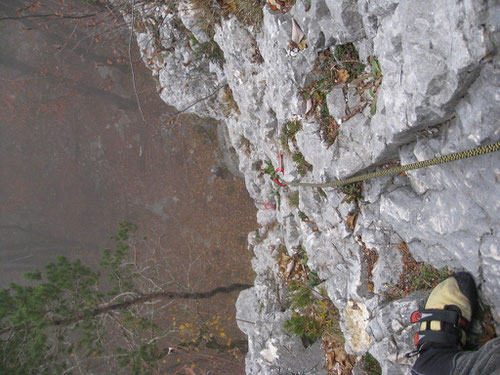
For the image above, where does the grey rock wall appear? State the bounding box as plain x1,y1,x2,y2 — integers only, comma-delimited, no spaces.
129,0,500,373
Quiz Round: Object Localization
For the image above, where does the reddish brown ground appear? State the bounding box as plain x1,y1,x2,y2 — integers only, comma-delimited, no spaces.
0,1,257,373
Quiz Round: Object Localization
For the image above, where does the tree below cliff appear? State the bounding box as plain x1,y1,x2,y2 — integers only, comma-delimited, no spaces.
0,222,250,375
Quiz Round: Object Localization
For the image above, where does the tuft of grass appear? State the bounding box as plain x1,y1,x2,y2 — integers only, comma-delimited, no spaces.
298,211,309,222
284,120,301,137
281,120,302,153
278,246,355,372
280,120,312,176
318,101,339,147
384,242,452,302
339,182,362,204
288,191,300,208
292,153,313,176
284,314,321,342
289,281,314,307
300,44,383,147
363,353,382,375
411,264,450,290
299,45,363,146
232,0,265,28
350,56,383,116
189,0,265,32
284,282,344,345
333,43,365,79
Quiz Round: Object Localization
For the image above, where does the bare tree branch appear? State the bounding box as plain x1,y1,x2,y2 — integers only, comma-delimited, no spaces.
128,0,146,122
0,11,102,21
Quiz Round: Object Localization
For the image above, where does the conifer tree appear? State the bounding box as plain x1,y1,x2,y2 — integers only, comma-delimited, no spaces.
0,222,249,374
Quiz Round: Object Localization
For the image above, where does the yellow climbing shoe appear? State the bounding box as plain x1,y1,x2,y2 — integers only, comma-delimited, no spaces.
409,272,478,349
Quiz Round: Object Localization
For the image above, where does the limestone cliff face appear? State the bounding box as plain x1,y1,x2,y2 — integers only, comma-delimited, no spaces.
129,0,500,373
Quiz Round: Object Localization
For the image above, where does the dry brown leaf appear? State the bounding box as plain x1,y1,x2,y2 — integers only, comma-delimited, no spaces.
297,38,307,51
346,215,355,230
222,0,237,11
305,99,313,116
267,0,295,12
285,259,295,278
367,281,374,292
267,0,281,11
336,69,350,83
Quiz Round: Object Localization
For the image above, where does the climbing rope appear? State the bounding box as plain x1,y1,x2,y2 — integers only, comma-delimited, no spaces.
277,142,500,188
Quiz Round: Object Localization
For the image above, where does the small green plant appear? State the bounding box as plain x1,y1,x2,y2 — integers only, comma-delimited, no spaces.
292,152,313,176
299,44,365,146
307,271,322,288
411,264,450,290
281,120,302,152
317,188,328,200
318,101,339,147
288,191,300,207
384,243,452,302
232,0,265,28
264,160,277,180
298,211,309,222
280,121,313,177
280,134,290,152
284,120,301,137
333,43,366,79
363,353,382,375
300,45,383,148
288,281,314,308
282,252,342,345
284,283,343,345
274,243,288,261
284,314,321,341
279,247,353,370
339,182,362,204
350,56,383,116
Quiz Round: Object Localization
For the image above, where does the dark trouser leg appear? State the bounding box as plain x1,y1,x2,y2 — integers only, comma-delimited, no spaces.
411,346,459,375
411,338,500,375
453,337,500,375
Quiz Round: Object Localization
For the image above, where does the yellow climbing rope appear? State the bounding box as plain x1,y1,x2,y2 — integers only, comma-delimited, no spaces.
283,142,500,188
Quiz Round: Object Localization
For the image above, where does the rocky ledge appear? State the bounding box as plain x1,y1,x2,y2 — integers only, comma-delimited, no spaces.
127,0,500,373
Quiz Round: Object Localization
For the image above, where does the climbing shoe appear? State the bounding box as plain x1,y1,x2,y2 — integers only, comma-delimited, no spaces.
408,272,478,375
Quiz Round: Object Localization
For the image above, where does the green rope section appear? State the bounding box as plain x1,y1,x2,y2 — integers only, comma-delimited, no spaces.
283,142,500,188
